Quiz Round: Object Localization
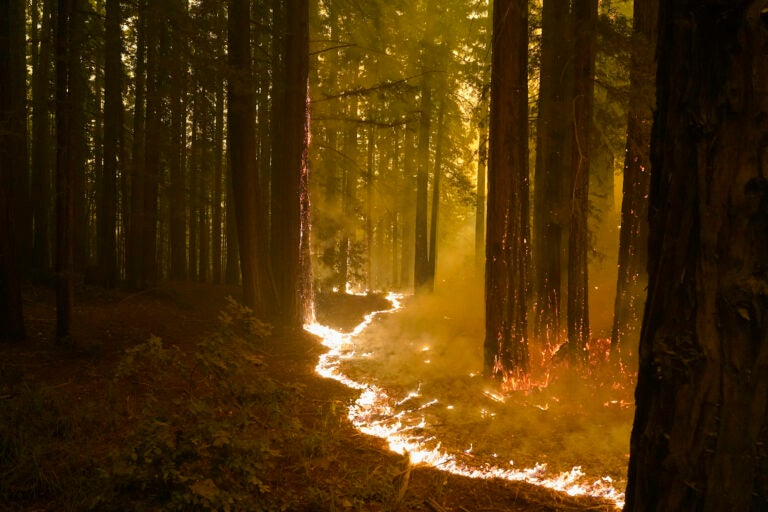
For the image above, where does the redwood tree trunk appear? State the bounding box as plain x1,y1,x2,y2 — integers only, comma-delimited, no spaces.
533,0,571,349
271,0,311,327
484,0,529,381
625,3,768,510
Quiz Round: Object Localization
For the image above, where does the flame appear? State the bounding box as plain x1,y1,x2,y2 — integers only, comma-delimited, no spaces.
304,292,625,509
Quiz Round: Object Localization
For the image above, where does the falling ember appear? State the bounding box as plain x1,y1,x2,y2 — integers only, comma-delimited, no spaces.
304,293,625,509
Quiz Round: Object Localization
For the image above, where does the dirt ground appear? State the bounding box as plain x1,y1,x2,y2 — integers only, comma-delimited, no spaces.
0,281,617,511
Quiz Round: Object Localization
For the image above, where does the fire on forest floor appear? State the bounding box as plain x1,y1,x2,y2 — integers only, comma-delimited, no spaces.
308,287,634,509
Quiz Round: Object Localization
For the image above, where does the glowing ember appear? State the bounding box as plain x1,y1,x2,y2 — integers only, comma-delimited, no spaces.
305,292,625,509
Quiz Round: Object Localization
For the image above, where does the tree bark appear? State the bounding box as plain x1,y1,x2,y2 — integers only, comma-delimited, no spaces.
610,0,657,363
533,0,572,350
625,3,768,510
484,0,530,382
0,0,26,341
9,0,30,273
142,2,164,288
271,0,311,327
212,71,224,284
55,0,75,340
31,0,54,273
127,0,146,289
98,0,123,288
168,19,188,281
566,0,597,362
228,0,269,315
413,77,431,293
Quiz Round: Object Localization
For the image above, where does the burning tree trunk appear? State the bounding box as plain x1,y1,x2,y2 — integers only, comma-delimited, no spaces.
625,3,768,510
484,0,529,381
610,0,657,364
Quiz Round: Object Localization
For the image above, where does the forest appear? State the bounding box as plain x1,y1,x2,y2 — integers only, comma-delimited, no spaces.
1,0,767,511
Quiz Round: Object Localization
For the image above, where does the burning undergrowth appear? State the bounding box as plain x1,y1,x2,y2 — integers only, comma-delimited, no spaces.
308,280,634,509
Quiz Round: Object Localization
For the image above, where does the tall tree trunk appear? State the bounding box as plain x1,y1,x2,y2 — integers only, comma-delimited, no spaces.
31,0,54,273
365,126,374,289
199,107,210,283
70,0,88,272
484,0,529,382
9,0,30,273
98,0,122,288
413,78,431,293
189,106,199,281
168,31,187,281
399,124,416,290
339,67,358,292
228,0,269,314
533,0,572,350
127,0,146,289
566,0,597,362
427,99,445,289
271,0,311,327
0,0,26,341
142,2,163,288
610,0,657,363
212,74,224,284
55,0,75,340
625,3,768,510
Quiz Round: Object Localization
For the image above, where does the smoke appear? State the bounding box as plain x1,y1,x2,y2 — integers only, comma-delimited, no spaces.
335,216,634,499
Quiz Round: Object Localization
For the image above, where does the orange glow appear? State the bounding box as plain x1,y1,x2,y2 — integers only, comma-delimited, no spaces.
305,293,625,509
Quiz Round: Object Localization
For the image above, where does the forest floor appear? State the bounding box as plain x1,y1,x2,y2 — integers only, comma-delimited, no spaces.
0,281,617,512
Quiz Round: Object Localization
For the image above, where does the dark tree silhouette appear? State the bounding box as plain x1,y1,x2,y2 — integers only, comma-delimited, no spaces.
625,2,768,510
228,0,270,315
0,0,26,341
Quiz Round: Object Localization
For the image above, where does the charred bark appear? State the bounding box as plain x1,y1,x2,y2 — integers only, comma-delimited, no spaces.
625,3,768,510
